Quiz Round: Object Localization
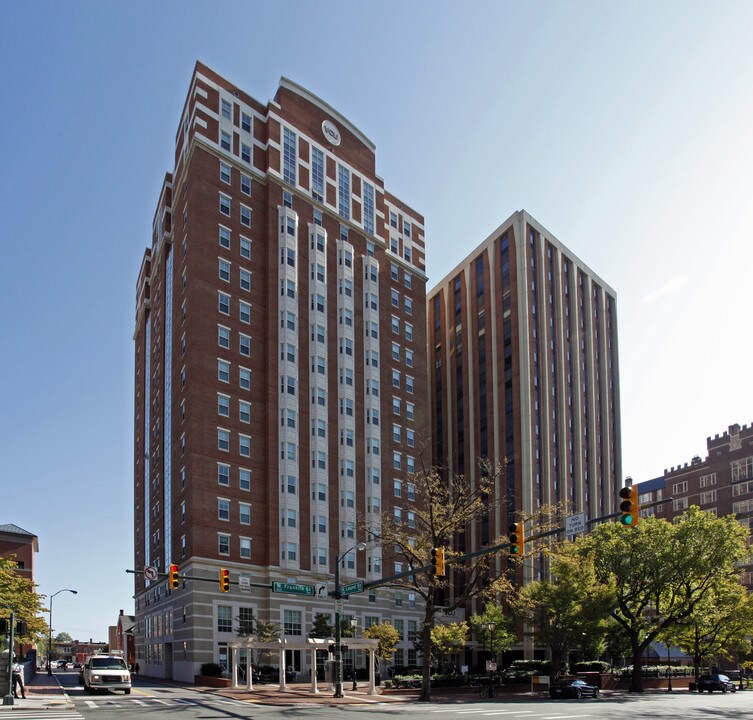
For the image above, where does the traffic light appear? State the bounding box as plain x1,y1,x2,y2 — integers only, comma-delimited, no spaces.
219,568,230,592
0,618,7,634
431,546,446,577
619,485,640,526
509,522,524,555
169,563,179,589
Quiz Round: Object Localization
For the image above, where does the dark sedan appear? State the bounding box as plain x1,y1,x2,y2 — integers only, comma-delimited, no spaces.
697,674,736,693
549,678,600,699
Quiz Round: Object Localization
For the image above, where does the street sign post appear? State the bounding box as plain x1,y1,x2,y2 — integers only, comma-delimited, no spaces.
272,581,315,596
565,511,587,537
340,580,364,596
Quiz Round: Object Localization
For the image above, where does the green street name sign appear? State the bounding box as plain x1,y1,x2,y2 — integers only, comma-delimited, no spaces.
273,582,315,596
341,581,364,596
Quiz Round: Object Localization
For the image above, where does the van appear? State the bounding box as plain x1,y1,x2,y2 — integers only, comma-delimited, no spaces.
81,653,131,694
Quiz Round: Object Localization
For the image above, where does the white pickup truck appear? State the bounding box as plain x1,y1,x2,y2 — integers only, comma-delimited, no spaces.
81,653,131,694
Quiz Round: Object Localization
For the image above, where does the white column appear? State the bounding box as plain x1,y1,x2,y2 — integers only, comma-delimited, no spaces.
245,643,254,690
368,648,377,695
231,647,238,689
278,648,287,691
310,649,319,693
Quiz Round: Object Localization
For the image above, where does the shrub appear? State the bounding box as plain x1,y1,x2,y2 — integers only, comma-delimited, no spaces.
574,661,611,673
200,662,223,677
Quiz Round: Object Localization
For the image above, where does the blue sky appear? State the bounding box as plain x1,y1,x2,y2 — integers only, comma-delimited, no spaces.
2,0,752,641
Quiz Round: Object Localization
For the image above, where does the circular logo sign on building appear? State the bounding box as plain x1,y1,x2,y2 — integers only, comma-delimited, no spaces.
322,119,341,146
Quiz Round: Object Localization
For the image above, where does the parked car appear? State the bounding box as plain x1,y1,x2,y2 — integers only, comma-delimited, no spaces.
549,678,600,699
697,674,736,693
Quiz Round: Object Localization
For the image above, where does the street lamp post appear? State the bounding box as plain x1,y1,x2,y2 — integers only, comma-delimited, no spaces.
47,589,77,676
666,643,673,692
485,621,496,698
333,542,365,698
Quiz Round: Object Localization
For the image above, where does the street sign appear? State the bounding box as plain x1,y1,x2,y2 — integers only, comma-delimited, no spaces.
273,581,315,596
340,581,364,596
144,565,158,581
316,583,328,598
565,511,587,537
238,574,251,592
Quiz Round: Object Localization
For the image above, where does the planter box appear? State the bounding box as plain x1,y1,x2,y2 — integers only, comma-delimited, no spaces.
194,675,232,687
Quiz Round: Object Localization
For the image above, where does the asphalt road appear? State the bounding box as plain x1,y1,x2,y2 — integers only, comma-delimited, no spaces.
35,671,753,720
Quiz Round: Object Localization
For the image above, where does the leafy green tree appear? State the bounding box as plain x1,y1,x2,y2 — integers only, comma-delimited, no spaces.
247,618,280,668
513,540,613,677
584,507,749,692
308,612,333,639
430,621,468,669
366,457,512,701
468,603,516,666
54,632,73,643
0,555,47,652
363,621,401,676
661,580,753,681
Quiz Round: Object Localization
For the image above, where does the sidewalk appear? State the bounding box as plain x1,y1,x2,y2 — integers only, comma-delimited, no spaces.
212,681,412,705
0,671,74,711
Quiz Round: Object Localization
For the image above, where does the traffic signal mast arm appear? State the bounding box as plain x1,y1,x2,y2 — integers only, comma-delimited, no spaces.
125,568,270,589
362,496,674,592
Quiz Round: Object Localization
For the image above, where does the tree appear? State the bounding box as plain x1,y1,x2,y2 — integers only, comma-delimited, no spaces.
363,621,401,677
584,507,749,692
513,540,613,677
54,632,73,643
661,580,753,681
430,621,468,670
0,555,47,652
308,612,333,639
366,457,512,701
468,603,516,667
238,618,280,668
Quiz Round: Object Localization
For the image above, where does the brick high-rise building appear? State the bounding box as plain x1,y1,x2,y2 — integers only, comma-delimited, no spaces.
637,421,753,588
427,211,621,657
133,63,428,681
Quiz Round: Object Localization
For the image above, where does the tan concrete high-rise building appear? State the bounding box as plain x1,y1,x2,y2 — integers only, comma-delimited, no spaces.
427,211,621,606
133,62,428,681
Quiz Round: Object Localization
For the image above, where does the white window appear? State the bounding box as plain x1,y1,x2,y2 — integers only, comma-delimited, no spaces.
217,393,230,417
241,174,251,195
220,130,231,151
672,481,688,495
218,325,230,349
217,463,230,486
240,269,251,291
219,193,231,216
239,367,251,389
239,333,251,356
217,429,230,451
220,162,231,183
219,258,231,282
239,434,251,457
240,237,251,260
239,502,251,525
218,498,230,521
673,497,689,512
218,291,231,315
241,143,251,163
241,112,251,132
218,359,230,382
218,534,230,555
240,204,251,227
239,400,251,423
240,537,251,559
239,300,251,324
221,99,232,120
239,468,251,491
219,226,231,249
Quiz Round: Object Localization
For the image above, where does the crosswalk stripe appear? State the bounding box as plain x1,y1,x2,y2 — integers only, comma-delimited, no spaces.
85,700,97,708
